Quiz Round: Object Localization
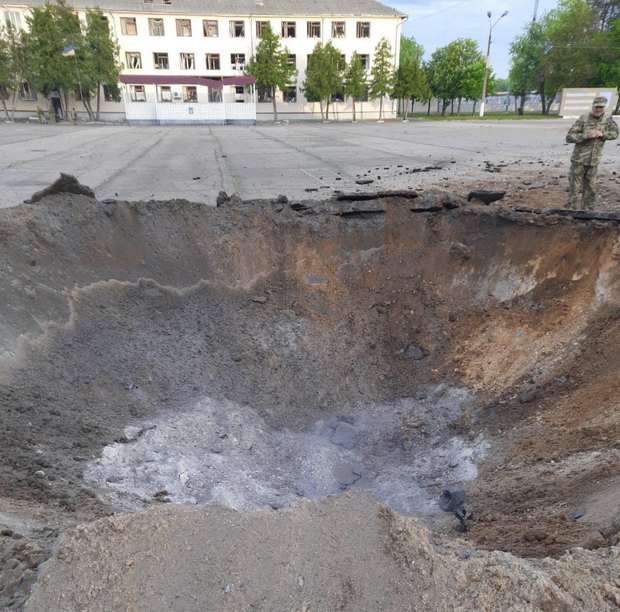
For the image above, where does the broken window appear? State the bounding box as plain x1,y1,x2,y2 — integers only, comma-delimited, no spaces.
257,86,273,103
281,21,296,38
203,19,218,37
159,86,172,102
176,19,192,36
19,81,35,100
125,52,142,69
332,21,345,38
120,17,137,36
153,52,169,69
331,89,345,103
180,53,195,70
287,54,296,67
149,18,164,36
208,87,222,103
307,21,320,38
256,21,270,38
356,21,370,38
230,53,245,70
183,86,197,103
206,53,220,70
283,86,297,103
229,20,245,37
4,11,21,29
130,85,146,102
357,54,370,70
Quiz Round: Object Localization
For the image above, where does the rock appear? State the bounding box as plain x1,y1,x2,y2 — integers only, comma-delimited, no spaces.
330,423,356,449
275,194,288,204
568,511,585,521
192,177,201,181
34,470,46,478
356,179,374,185
251,296,267,304
403,344,428,361
450,242,472,260
25,173,95,203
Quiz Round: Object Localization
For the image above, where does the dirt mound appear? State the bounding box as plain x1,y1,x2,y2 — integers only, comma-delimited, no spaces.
24,494,620,612
1,192,620,608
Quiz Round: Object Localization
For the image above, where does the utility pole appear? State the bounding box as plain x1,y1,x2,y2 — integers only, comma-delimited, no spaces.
479,10,509,119
533,0,540,22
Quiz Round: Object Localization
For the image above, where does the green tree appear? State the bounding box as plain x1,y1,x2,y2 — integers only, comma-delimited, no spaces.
303,42,344,120
343,53,366,122
0,24,28,120
246,23,296,121
393,36,430,118
509,21,547,114
26,0,86,119
84,9,120,121
369,37,394,120
598,17,620,112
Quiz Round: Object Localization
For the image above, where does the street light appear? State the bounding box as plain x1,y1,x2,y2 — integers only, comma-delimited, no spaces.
479,10,509,118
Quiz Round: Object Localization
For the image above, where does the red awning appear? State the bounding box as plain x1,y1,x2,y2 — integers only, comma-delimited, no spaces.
119,74,256,89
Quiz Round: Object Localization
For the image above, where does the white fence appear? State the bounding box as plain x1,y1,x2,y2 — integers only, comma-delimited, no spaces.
124,101,256,125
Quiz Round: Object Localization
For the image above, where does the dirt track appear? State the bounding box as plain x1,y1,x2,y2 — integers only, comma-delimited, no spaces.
1,187,620,609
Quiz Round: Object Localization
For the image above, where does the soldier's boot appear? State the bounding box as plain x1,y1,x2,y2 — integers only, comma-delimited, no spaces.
583,164,599,210
568,163,585,210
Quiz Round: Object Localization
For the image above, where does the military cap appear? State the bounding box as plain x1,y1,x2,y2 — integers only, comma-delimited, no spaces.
592,96,608,107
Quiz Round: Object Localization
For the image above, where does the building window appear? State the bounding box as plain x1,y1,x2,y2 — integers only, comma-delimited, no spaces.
208,88,222,103
256,21,270,38
130,85,146,102
183,86,197,103
287,54,296,67
307,21,320,38
153,52,169,69
206,53,220,70
283,86,297,103
356,22,370,38
163,0,171,4
230,53,245,70
176,19,192,36
203,19,218,37
235,86,245,95
102,84,119,102
180,53,195,69
125,52,142,69
257,86,272,103
229,21,245,37
331,89,345,103
358,54,370,70
149,18,165,36
4,11,21,29
159,86,172,102
332,21,345,38
19,81,35,100
340,54,346,69
120,17,137,36
359,86,369,102
281,21,296,38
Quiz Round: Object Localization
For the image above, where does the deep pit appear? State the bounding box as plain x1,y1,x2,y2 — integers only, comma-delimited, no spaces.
2,191,620,610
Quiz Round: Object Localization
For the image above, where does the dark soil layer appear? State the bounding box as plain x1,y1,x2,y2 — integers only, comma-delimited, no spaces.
1,191,620,608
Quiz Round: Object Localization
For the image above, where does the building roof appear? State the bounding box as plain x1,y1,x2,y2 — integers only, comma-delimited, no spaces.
8,0,406,17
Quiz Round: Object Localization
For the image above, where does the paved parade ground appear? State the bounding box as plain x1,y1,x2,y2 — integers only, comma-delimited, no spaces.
1,119,619,208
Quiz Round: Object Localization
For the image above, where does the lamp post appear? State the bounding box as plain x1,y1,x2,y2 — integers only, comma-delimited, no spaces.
479,10,508,119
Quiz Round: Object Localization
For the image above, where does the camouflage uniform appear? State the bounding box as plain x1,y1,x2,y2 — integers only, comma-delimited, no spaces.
566,102,619,210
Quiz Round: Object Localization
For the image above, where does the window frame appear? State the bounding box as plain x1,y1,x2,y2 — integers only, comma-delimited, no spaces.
283,86,297,104
281,21,296,38
176,18,192,37
159,85,173,102
120,16,137,36
130,84,146,102
331,21,345,38
205,53,220,70
229,20,245,38
179,52,195,70
356,21,370,38
307,21,320,38
148,18,165,36
153,52,169,70
125,51,142,69
203,19,218,37
256,20,270,38
230,53,246,70
183,86,197,103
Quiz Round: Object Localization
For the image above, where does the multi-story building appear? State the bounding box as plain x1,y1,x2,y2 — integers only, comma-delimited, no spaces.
1,0,406,123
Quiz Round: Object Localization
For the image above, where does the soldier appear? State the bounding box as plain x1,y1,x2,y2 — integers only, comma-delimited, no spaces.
566,96,619,210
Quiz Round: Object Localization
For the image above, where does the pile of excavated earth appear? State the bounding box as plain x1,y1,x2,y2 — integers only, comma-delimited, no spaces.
1,177,620,610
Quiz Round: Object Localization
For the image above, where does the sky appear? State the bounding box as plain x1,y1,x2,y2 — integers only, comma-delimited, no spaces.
391,0,560,78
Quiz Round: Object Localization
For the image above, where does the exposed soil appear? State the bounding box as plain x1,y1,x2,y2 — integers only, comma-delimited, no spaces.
1,188,620,609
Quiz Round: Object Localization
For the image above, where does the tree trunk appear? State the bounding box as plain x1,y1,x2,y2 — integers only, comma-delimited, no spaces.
11,90,17,121
379,96,383,120
450,99,455,115
427,99,431,115
441,99,449,116
325,99,330,121
545,95,554,115
1,97,10,120
457,97,462,114
63,91,69,120
81,96,92,121
352,98,356,122
540,82,547,115
319,99,324,121
472,100,477,115
272,87,278,122
96,83,101,121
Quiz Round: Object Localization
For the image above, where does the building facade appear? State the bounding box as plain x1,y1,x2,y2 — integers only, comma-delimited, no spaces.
1,0,405,123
